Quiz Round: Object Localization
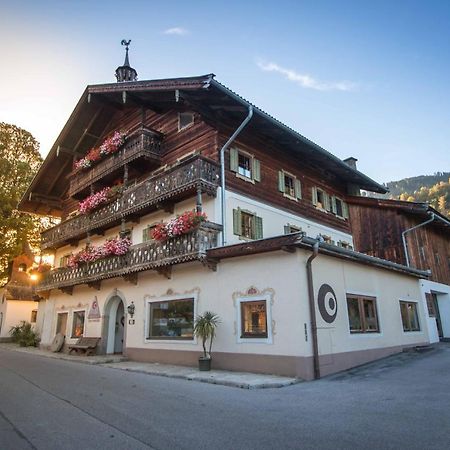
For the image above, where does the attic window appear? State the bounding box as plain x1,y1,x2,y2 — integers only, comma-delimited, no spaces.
178,112,194,131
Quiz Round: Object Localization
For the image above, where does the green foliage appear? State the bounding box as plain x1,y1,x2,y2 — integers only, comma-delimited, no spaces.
193,311,220,359
384,172,450,197
0,123,44,284
9,321,40,347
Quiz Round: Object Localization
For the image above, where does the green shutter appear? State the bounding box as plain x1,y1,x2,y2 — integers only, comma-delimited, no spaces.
254,216,263,239
143,227,149,242
230,148,239,172
278,171,285,192
324,193,331,211
342,201,349,219
233,208,242,235
295,179,302,199
331,196,337,214
312,187,318,205
253,158,261,182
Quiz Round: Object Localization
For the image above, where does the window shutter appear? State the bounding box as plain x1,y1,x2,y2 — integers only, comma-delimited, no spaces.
312,187,318,205
331,196,337,214
342,201,349,219
253,158,261,182
324,193,332,211
284,225,291,235
233,208,242,235
295,179,302,199
278,171,285,192
230,148,239,172
254,216,263,239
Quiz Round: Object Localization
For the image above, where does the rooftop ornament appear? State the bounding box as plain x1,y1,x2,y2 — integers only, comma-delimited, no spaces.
115,39,138,82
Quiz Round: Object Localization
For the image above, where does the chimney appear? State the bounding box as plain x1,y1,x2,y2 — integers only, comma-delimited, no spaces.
343,157,358,170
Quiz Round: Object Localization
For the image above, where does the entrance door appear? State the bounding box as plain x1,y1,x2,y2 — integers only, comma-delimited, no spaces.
114,302,125,354
56,313,68,337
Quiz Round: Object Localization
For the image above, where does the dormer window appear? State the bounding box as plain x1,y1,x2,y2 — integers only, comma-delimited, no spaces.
178,112,194,131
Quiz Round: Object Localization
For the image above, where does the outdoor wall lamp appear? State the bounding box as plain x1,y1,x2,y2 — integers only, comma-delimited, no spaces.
127,301,135,318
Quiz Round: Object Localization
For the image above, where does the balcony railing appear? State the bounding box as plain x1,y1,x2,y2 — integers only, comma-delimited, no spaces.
68,127,162,197
41,155,220,250
37,222,222,292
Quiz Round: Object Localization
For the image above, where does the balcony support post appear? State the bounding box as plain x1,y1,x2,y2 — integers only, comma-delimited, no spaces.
124,163,129,187
196,185,203,213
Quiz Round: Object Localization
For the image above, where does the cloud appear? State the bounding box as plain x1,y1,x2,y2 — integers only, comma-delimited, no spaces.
164,27,189,36
257,61,357,92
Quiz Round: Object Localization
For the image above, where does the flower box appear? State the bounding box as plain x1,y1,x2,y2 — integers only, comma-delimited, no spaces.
152,211,207,242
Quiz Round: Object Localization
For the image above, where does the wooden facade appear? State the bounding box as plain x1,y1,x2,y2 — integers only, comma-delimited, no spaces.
348,197,450,284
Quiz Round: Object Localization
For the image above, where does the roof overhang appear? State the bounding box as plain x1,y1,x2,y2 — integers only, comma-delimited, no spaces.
20,74,386,216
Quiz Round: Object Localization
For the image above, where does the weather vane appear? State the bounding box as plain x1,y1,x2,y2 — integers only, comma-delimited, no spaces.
121,39,131,51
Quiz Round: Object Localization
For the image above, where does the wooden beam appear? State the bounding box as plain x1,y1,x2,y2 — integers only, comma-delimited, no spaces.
73,107,104,153
45,158,71,195
87,281,101,291
60,286,74,295
156,266,172,279
123,273,138,285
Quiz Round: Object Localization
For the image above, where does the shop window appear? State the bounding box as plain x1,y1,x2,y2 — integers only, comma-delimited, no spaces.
278,170,301,200
240,300,268,338
31,310,37,323
400,301,420,332
233,208,263,240
71,311,85,338
229,148,261,182
178,112,194,131
346,295,380,333
148,298,194,340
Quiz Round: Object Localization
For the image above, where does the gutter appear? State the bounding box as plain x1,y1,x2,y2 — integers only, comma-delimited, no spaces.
402,213,436,267
306,239,321,380
219,106,253,245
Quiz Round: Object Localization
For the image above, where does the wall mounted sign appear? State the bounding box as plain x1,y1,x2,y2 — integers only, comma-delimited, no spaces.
317,284,338,323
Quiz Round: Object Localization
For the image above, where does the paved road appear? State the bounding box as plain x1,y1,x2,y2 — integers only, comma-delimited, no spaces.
1,345,450,450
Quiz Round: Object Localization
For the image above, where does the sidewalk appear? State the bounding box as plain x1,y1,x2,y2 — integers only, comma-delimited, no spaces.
0,343,300,389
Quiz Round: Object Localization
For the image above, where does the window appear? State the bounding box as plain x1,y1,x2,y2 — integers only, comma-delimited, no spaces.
143,225,156,242
71,311,85,338
57,312,68,336
31,310,37,323
178,112,194,131
425,293,436,318
284,224,302,234
240,300,268,338
346,295,379,333
330,196,349,219
148,298,194,340
278,171,301,200
229,148,261,182
400,301,420,332
17,263,27,272
337,241,353,250
312,187,330,211
233,208,263,240
59,254,71,268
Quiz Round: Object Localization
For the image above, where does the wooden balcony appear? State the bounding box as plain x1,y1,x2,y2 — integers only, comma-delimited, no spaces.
68,127,163,198
41,155,220,250
37,222,222,292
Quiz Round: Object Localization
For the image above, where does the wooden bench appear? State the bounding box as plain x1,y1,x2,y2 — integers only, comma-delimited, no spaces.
68,337,101,356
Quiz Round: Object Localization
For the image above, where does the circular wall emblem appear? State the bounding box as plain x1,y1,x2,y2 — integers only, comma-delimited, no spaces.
318,284,338,323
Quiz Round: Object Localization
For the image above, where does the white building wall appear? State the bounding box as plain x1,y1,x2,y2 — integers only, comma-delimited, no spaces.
0,300,37,338
420,279,450,341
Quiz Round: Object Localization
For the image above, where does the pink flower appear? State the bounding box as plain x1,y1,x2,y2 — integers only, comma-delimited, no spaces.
79,187,111,214
151,210,207,242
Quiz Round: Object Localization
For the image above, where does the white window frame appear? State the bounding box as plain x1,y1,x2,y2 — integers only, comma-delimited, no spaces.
236,294,273,344
178,112,195,131
71,310,86,339
144,292,198,344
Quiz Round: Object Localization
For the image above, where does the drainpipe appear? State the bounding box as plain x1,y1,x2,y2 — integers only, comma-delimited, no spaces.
402,213,435,267
306,239,321,380
219,106,253,245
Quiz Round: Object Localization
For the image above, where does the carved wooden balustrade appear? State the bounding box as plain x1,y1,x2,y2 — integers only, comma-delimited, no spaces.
68,127,163,198
37,222,222,292
42,155,220,249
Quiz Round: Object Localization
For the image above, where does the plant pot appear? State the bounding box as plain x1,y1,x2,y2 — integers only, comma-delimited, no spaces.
198,357,211,371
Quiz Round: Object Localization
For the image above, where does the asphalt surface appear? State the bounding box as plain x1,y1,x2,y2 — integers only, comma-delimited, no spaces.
1,345,450,450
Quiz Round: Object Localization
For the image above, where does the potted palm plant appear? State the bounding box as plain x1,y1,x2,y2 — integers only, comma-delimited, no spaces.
193,311,220,371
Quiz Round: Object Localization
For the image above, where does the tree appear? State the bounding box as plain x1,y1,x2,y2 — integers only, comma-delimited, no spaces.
0,123,44,284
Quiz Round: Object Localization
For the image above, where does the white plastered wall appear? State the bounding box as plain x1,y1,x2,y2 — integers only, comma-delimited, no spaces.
0,300,37,338
420,279,450,341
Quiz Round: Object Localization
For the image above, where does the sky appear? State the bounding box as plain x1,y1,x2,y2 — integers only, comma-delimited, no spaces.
1,0,449,184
